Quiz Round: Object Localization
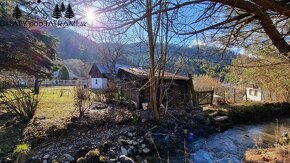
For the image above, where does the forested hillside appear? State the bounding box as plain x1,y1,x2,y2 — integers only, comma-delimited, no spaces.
48,29,238,79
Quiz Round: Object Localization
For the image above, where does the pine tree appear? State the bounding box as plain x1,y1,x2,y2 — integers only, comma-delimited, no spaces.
60,2,66,12
65,4,74,19
58,66,69,80
13,4,22,19
52,4,61,19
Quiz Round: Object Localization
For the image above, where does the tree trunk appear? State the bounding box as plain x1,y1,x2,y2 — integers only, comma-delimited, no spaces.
34,78,39,94
146,0,160,122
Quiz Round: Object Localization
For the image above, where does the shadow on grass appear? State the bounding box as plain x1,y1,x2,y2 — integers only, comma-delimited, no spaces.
0,110,29,159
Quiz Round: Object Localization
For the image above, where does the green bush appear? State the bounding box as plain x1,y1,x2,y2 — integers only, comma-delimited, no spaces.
13,144,30,163
131,115,139,124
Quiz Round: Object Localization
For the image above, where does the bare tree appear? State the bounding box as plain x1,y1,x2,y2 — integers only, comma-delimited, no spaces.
93,31,127,74
77,0,289,59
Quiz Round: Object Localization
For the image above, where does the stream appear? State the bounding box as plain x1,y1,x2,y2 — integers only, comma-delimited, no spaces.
146,118,290,163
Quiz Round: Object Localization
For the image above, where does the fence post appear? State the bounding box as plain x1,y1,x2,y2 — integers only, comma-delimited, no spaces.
211,89,214,105
233,87,236,103
187,73,198,108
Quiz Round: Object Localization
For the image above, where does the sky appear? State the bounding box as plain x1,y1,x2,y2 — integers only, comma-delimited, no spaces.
11,0,245,55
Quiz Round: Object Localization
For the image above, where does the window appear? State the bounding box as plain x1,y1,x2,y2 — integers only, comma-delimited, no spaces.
249,89,258,96
254,90,258,96
95,79,98,84
249,89,253,95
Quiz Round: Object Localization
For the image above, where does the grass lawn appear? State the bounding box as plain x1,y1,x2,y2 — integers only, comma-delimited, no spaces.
0,86,76,156
36,86,75,123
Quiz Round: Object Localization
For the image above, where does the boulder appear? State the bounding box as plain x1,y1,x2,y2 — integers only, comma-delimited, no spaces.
63,154,75,162
85,149,100,163
119,155,135,163
142,148,150,154
121,146,128,155
76,157,86,163
42,154,50,160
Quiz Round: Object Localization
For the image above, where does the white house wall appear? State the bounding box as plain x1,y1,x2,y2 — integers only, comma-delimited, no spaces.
91,78,108,89
247,88,263,102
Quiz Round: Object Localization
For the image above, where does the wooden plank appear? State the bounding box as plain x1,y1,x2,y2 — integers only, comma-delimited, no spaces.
214,116,229,122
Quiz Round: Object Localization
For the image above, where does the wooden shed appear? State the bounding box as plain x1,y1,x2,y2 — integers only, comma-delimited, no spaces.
117,67,189,109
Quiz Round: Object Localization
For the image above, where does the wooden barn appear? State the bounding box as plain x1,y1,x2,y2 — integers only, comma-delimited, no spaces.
117,67,189,109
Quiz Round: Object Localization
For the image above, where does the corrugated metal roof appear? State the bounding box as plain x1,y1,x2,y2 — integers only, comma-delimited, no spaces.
119,67,189,80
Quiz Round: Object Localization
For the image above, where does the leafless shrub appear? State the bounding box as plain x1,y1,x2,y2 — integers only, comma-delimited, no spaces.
73,85,93,117
0,87,39,122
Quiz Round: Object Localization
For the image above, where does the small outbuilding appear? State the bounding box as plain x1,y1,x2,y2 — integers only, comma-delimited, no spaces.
88,64,109,89
117,67,190,109
246,87,264,102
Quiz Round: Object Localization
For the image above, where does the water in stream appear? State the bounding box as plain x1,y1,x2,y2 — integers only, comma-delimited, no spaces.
146,118,290,163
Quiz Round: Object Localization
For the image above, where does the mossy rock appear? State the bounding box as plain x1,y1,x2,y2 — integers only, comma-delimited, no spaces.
85,149,100,163
99,156,106,163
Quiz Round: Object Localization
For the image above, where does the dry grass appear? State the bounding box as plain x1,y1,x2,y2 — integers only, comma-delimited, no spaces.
244,145,290,163
36,86,75,123
19,86,77,142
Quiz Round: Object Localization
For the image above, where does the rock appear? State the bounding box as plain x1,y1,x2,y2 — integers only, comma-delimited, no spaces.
138,148,143,154
76,157,86,163
85,149,100,163
119,155,135,163
127,140,138,146
76,146,89,158
127,132,134,137
51,160,59,163
43,154,50,160
142,148,150,154
29,158,42,163
119,139,128,145
193,150,214,163
109,158,116,163
102,142,111,153
42,160,48,163
121,146,128,155
3,157,13,163
63,154,75,162
141,144,146,148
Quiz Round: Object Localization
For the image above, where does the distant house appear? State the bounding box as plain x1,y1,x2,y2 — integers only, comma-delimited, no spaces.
246,87,264,102
88,64,110,89
117,67,189,109
88,63,134,90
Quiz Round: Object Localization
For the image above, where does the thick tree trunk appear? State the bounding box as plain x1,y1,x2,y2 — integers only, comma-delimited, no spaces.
212,0,290,58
